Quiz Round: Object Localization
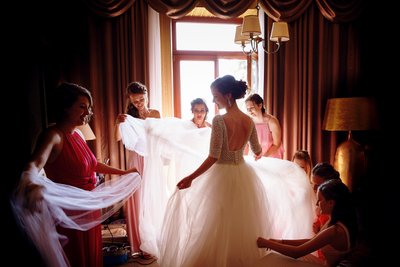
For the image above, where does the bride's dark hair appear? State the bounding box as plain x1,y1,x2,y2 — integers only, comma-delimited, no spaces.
211,75,248,99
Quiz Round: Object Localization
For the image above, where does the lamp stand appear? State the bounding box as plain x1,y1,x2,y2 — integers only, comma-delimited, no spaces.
333,131,366,192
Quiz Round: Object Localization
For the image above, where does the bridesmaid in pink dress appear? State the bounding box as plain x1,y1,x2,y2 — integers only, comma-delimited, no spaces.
20,82,138,267
115,82,160,260
245,93,284,159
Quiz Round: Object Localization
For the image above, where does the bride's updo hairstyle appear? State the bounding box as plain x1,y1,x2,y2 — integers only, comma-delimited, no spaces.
211,75,248,100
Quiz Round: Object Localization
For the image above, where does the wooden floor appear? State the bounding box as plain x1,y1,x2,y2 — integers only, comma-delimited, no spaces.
102,220,159,266
103,249,160,267
113,257,159,267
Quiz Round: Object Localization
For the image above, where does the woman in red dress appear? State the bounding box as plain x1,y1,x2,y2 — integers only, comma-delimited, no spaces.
18,82,138,267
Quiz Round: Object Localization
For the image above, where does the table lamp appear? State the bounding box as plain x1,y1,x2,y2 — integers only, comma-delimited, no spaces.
322,97,378,191
77,123,96,141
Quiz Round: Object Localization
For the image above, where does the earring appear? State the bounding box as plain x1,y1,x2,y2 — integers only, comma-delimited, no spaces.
227,98,231,107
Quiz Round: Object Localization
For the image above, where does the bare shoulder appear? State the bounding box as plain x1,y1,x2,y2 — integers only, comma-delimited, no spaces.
333,223,348,235
324,223,350,250
320,223,347,239
264,114,280,126
263,113,276,122
32,126,63,154
149,109,161,118
244,113,255,126
43,126,62,142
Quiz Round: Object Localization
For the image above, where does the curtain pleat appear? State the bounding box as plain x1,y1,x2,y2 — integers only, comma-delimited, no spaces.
84,0,137,18
145,0,198,19
202,0,254,19
259,0,314,22
316,0,363,22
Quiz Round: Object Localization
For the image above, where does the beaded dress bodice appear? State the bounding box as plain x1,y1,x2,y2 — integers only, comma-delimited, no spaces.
209,115,261,164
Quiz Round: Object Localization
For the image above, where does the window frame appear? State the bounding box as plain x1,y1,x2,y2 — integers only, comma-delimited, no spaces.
172,17,255,118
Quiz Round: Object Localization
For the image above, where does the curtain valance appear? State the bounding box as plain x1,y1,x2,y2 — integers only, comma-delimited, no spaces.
84,0,363,22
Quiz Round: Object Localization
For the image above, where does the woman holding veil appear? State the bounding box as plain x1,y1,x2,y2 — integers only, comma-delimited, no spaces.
12,82,140,267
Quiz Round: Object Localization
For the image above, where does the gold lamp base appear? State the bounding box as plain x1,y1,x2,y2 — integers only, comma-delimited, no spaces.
333,131,366,192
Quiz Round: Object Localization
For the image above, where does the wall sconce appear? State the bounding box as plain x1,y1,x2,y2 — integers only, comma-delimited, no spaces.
77,123,96,141
322,97,378,191
234,5,289,55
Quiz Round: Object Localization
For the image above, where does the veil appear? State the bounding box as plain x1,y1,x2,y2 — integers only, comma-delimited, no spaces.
119,115,211,256
11,170,141,267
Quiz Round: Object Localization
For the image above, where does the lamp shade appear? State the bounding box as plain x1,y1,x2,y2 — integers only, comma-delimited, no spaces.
269,22,290,42
234,25,250,44
242,15,261,36
322,97,378,131
77,123,96,140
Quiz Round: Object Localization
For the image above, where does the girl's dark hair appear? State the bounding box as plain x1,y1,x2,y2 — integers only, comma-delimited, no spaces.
191,98,209,120
312,162,341,182
318,179,358,246
54,82,93,123
125,82,147,118
191,98,209,112
245,93,266,114
210,75,247,100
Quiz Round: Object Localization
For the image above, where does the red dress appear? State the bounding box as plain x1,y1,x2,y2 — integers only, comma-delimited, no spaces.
45,130,102,267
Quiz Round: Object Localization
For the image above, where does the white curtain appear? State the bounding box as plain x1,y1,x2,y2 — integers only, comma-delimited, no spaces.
148,6,163,113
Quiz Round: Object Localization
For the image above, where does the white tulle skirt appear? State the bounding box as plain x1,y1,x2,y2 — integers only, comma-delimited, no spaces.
119,116,316,266
158,161,271,267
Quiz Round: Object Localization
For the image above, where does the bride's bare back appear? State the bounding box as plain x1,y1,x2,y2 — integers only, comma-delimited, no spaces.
222,110,254,151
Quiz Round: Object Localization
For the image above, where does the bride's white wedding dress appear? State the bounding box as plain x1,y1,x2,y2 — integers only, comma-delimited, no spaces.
119,115,315,267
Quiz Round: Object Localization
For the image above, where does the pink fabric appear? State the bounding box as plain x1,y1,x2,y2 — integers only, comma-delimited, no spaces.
255,122,284,159
124,150,144,253
44,130,102,267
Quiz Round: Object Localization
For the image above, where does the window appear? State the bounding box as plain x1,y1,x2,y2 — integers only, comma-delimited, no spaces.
173,18,257,120
176,22,241,51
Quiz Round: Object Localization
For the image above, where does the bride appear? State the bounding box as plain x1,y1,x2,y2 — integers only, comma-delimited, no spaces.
119,75,315,267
